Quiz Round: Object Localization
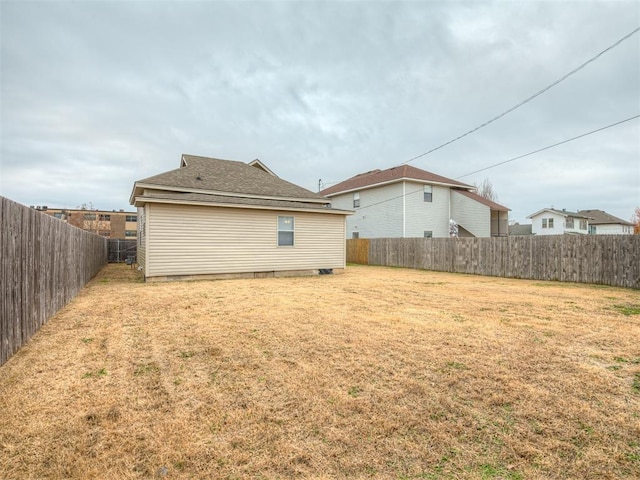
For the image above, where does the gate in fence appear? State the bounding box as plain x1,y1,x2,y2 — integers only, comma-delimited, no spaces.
108,239,137,263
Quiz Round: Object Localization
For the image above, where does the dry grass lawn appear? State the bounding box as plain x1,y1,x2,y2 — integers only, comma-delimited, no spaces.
1,264,639,479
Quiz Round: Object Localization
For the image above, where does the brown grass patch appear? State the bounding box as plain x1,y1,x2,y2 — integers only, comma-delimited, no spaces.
1,265,639,479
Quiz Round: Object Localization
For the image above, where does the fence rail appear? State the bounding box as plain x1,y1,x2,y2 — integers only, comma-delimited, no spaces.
1,196,108,365
347,236,640,289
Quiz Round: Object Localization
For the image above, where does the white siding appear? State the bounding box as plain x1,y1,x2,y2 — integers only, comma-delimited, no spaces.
451,190,490,237
530,212,566,235
330,183,404,238
136,206,146,274
405,182,451,238
591,224,633,235
146,203,346,277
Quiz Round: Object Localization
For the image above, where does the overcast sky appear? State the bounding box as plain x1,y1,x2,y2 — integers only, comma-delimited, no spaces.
1,0,638,224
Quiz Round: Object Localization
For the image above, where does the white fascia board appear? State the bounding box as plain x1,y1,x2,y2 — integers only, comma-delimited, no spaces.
134,196,353,215
132,182,329,205
324,178,472,197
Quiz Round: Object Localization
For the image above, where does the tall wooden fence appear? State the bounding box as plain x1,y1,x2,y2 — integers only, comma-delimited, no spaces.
347,236,640,289
1,196,108,365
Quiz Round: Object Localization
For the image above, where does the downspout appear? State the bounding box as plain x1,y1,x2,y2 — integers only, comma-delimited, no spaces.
402,181,406,237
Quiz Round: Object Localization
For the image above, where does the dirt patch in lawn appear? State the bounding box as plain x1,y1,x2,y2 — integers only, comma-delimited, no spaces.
1,265,639,479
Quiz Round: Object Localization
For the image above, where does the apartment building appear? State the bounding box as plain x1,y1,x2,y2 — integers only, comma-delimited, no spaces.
33,206,137,239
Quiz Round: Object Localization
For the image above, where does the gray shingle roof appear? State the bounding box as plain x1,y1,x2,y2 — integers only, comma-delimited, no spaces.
135,154,325,201
319,164,472,196
509,223,533,236
577,209,633,226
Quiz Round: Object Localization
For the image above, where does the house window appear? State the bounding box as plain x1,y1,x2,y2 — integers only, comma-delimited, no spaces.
580,219,587,230
589,225,597,235
424,231,433,238
423,185,432,202
126,215,137,222
353,192,360,208
542,218,547,228
99,230,111,237
53,213,63,219
125,230,137,237
352,232,359,239
278,216,294,246
542,218,554,229
84,213,96,220
99,214,111,221
548,218,554,228
566,218,574,229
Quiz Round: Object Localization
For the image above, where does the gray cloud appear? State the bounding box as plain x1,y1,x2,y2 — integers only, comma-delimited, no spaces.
1,0,638,223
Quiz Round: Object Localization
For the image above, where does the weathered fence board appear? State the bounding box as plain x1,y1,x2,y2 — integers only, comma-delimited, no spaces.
1,197,108,366
346,239,369,265
347,235,640,289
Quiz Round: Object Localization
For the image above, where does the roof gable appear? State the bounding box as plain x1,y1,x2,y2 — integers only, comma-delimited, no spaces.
527,208,589,219
320,164,472,196
132,154,325,204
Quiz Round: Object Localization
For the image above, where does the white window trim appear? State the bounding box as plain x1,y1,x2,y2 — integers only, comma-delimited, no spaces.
277,216,295,247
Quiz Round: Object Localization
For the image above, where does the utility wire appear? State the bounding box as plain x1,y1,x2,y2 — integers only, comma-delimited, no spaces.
456,114,640,179
401,26,640,166
353,114,639,212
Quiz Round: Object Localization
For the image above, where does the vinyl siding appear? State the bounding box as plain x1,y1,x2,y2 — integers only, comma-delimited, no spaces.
329,183,404,238
590,224,632,235
146,203,346,277
404,182,450,238
137,206,146,273
530,212,566,235
451,190,490,237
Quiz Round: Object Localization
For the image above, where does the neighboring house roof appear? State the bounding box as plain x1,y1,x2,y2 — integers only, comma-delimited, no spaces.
454,189,510,212
577,209,633,226
526,208,589,219
130,154,329,206
319,164,472,196
509,223,533,236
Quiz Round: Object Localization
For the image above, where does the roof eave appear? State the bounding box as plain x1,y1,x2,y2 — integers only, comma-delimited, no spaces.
323,177,472,197
131,182,330,205
134,195,353,215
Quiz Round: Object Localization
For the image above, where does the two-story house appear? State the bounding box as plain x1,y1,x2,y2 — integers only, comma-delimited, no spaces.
319,165,509,238
527,208,589,235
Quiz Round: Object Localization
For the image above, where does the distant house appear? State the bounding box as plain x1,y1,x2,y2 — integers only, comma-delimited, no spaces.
319,165,509,238
527,208,589,235
577,209,634,235
130,154,351,281
509,223,533,236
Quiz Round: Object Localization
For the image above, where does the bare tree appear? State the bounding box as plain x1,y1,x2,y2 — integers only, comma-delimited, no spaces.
632,206,640,235
474,178,499,202
73,202,110,236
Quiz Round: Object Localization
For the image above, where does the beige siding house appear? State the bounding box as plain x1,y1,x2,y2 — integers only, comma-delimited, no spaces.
130,155,351,281
320,165,509,238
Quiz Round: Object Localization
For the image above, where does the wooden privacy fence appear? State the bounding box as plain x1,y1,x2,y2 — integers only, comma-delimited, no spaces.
1,196,108,366
347,236,640,289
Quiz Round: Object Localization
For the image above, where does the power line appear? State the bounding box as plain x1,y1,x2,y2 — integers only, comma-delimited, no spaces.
401,26,640,166
352,114,639,212
456,114,640,179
